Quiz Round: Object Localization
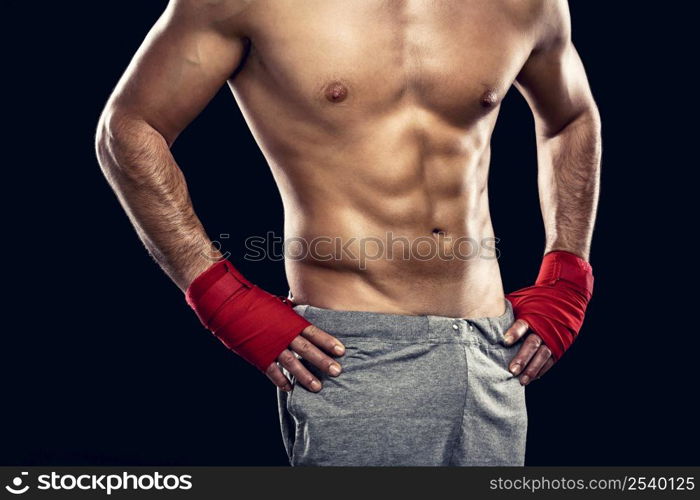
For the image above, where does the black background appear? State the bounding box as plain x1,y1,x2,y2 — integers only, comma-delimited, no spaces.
3,2,696,465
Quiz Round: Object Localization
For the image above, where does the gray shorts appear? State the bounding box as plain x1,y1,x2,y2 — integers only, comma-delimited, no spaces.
276,299,527,466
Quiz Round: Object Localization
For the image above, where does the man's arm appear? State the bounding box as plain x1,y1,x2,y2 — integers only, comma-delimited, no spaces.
515,0,601,261
96,0,246,290
504,0,601,384
95,0,345,391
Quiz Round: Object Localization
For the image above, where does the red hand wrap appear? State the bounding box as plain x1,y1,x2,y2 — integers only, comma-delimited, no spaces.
185,259,311,371
506,251,594,361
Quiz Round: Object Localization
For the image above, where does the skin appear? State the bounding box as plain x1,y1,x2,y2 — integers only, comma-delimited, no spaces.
96,0,601,392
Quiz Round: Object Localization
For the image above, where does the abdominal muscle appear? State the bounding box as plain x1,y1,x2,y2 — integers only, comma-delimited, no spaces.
271,111,507,319
220,0,535,318
285,226,506,318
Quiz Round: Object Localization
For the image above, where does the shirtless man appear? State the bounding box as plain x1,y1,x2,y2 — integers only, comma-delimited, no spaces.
96,0,600,466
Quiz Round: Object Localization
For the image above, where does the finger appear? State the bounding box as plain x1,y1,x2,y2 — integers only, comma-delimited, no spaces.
508,333,543,376
265,361,292,392
535,357,556,380
301,324,346,356
277,349,323,392
290,335,342,377
519,344,552,386
503,319,530,346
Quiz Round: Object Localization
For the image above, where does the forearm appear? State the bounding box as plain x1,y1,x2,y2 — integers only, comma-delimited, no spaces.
536,107,602,261
96,111,222,291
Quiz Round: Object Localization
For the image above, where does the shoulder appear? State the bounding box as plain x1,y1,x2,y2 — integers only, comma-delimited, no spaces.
165,0,254,34
504,0,571,50
168,0,253,14
531,0,572,50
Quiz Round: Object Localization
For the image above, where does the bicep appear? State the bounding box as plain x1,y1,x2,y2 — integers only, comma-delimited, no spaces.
514,2,596,137
107,1,246,144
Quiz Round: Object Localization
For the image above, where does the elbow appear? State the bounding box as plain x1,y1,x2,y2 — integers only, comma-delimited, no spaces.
95,106,169,179
95,106,128,175
583,102,602,136
578,104,603,155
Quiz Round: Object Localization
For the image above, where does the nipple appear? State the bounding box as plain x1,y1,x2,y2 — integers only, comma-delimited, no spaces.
325,82,348,103
480,89,499,108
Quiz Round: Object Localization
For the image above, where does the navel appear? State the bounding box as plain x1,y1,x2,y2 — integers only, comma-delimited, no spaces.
325,81,349,103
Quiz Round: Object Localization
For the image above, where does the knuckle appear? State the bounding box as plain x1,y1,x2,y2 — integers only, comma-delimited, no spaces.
278,350,295,364
525,364,541,378
528,335,542,349
303,325,318,338
289,357,305,371
315,329,333,342
514,320,528,333
310,347,326,361
511,358,526,371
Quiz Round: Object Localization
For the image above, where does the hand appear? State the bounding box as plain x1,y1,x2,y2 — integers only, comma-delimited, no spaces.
265,325,346,393
503,319,555,386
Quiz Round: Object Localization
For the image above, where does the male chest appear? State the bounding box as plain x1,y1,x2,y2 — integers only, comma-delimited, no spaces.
242,0,535,124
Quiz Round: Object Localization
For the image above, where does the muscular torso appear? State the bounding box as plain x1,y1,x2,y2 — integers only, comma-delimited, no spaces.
227,0,541,317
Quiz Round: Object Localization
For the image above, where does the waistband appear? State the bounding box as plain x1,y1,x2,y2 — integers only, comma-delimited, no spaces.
293,299,514,345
